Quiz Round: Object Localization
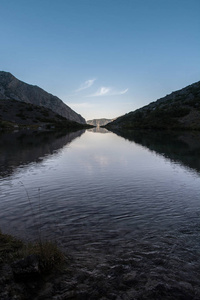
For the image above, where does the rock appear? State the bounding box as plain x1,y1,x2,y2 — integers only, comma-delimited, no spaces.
179,281,193,291
122,271,137,285
11,254,40,280
87,118,114,127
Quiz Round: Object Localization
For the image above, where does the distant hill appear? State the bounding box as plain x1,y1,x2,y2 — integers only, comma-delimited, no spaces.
106,81,200,130
0,99,90,130
87,118,114,127
0,71,86,124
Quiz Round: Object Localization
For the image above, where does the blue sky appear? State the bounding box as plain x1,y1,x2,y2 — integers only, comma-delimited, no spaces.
1,0,200,120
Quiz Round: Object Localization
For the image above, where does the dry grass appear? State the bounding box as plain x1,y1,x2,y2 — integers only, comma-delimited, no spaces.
23,240,66,272
0,230,23,263
0,229,65,272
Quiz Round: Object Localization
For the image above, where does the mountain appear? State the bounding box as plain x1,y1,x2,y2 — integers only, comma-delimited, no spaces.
0,71,85,124
105,81,200,130
87,118,114,127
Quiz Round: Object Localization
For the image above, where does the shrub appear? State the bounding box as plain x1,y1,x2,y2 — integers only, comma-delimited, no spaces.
27,107,34,111
23,241,65,272
16,113,27,120
42,111,49,117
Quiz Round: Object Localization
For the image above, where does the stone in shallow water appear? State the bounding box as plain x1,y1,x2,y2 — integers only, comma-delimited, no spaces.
122,271,137,284
11,254,40,280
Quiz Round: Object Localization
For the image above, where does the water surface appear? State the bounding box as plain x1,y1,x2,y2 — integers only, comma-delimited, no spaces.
0,129,200,291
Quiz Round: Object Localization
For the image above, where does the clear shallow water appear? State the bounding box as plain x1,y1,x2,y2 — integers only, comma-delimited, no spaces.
0,129,200,272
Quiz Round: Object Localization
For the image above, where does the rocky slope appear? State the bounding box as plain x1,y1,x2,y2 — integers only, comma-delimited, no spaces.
106,81,200,130
87,118,114,127
0,71,86,124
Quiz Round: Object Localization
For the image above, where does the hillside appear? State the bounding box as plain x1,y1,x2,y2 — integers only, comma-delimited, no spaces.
0,71,85,124
106,81,200,130
87,118,113,127
0,99,90,130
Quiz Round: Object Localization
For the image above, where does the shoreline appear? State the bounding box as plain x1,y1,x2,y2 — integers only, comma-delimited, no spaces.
1,230,199,300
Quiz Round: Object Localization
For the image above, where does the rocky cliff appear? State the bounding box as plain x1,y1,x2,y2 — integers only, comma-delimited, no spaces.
0,71,86,124
106,81,200,130
87,118,114,127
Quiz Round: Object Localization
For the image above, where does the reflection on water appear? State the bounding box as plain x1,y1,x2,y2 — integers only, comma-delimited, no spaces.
112,129,200,174
0,129,85,177
0,129,200,293
88,127,109,133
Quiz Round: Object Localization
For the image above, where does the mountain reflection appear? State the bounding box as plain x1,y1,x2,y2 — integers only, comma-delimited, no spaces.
112,129,200,173
0,129,85,177
88,127,109,133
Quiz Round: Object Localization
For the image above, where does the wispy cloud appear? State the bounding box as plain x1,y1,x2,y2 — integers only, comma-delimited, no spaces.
90,86,111,97
88,86,128,97
119,88,129,95
76,78,96,92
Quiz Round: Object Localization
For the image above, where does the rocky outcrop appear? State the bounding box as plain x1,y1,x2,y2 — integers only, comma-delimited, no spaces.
87,118,114,127
0,71,86,124
106,81,200,130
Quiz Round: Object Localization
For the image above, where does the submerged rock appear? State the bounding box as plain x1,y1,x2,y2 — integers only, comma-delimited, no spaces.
12,254,40,280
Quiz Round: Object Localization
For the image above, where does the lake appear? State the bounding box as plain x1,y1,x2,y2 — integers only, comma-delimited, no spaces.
0,128,200,296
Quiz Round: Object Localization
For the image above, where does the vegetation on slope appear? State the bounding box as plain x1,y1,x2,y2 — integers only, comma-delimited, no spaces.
106,81,200,130
0,99,92,131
